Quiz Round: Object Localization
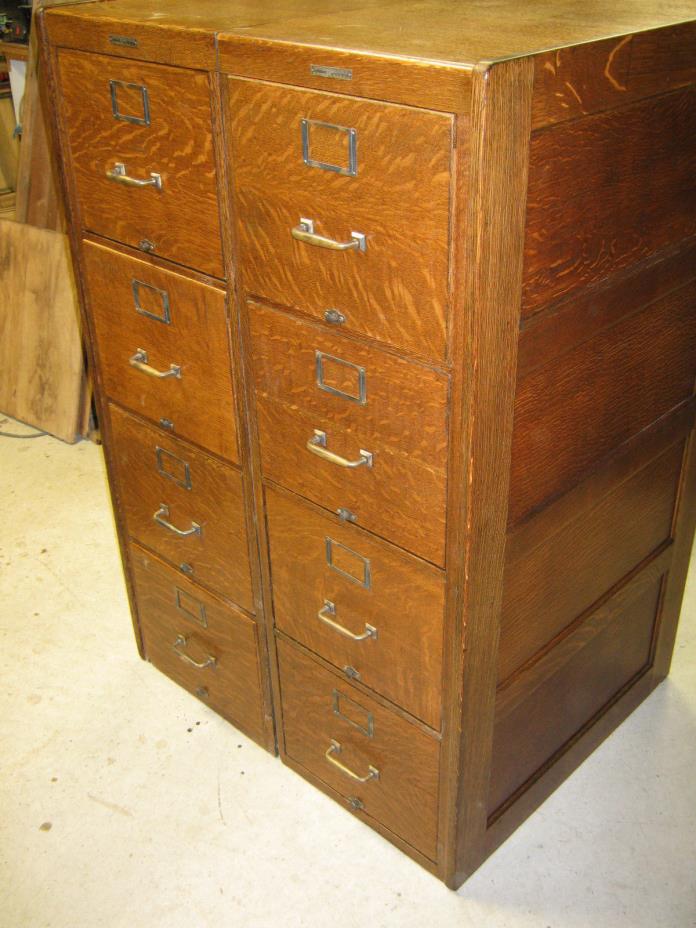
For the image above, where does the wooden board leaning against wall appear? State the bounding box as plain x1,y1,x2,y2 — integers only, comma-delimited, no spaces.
0,2,89,444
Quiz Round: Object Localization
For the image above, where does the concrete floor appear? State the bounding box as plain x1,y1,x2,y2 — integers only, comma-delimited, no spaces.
1,414,695,928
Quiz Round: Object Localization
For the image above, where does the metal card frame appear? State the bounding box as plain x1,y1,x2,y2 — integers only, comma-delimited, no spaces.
175,587,208,628
332,689,374,738
301,118,358,177
155,446,192,490
325,536,372,589
315,351,367,405
131,278,171,324
110,79,151,126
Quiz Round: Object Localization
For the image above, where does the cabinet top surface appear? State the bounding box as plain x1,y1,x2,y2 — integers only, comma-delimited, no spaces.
45,0,696,67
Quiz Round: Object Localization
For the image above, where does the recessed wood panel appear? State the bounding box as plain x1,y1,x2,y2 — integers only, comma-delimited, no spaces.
228,78,453,361
108,406,254,611
57,49,223,277
82,241,238,461
523,86,696,316
489,570,664,813
510,281,696,525
266,486,446,728
130,544,265,744
500,440,683,682
278,638,440,860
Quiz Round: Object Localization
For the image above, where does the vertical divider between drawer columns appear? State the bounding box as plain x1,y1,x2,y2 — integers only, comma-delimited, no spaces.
209,68,281,756
37,13,146,658
437,57,535,887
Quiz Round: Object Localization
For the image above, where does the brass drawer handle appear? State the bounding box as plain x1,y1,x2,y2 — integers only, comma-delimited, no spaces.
317,601,377,641
307,430,373,469
291,218,366,252
325,740,379,783
129,348,181,380
153,504,201,537
172,634,216,669
106,162,162,190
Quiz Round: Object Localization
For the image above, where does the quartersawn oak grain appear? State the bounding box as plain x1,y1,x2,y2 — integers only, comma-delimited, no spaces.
266,485,446,729
500,440,683,682
277,637,441,861
108,405,255,612
510,279,696,526
57,48,224,277
42,0,696,893
523,86,696,316
490,568,664,812
131,543,266,745
82,240,239,462
228,78,453,362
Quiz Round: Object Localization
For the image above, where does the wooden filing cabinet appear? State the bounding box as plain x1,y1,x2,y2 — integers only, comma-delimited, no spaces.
41,0,696,888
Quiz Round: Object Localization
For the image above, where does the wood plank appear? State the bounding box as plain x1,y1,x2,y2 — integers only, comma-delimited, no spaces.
500,440,683,682
0,221,82,441
510,279,696,526
16,0,65,231
445,58,534,887
523,86,696,317
490,560,665,812
532,22,696,128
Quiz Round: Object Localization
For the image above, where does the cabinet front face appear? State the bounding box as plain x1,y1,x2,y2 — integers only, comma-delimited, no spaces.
131,545,266,743
266,487,446,729
228,78,454,362
277,639,441,861
83,241,238,462
109,405,255,613
57,49,224,277
249,302,449,565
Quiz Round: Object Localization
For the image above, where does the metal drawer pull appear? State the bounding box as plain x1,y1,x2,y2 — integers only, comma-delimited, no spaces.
317,601,377,641
325,740,379,783
106,162,162,190
291,218,366,252
153,504,201,537
129,348,181,380
172,634,216,669
307,430,373,469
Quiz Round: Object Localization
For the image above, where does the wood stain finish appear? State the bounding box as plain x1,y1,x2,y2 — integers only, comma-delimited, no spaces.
41,0,696,889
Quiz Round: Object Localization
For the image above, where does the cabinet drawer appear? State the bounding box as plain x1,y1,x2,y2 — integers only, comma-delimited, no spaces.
250,303,448,565
229,79,453,361
130,544,265,745
109,406,254,612
57,50,223,277
278,639,440,861
83,241,238,462
267,487,445,729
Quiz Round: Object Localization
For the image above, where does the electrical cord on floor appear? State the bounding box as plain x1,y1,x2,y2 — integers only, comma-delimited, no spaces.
0,428,47,439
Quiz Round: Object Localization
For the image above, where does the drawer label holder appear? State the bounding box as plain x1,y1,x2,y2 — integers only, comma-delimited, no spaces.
301,118,358,177
109,79,151,127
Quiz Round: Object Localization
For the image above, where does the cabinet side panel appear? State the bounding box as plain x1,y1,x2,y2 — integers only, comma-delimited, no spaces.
522,85,696,316
488,55,696,847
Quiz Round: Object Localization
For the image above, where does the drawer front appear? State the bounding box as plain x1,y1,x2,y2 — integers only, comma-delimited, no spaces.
57,49,223,277
130,544,265,744
83,241,238,462
109,406,254,612
250,303,448,565
229,79,453,361
267,487,445,729
278,638,440,860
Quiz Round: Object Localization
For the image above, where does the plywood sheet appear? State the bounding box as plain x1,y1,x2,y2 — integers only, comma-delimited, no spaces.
0,220,83,441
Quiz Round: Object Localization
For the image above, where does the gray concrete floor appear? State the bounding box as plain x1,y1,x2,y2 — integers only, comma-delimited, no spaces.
1,414,695,928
